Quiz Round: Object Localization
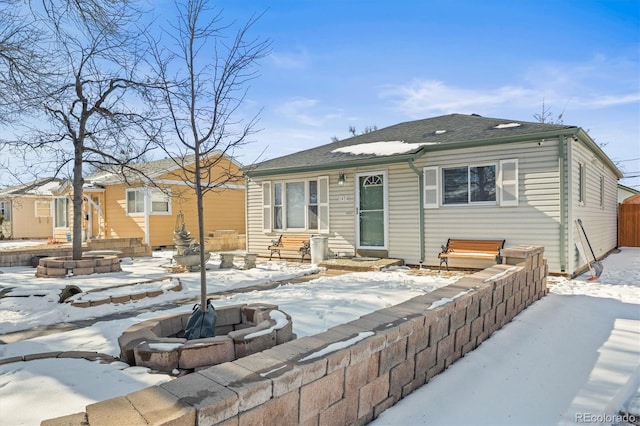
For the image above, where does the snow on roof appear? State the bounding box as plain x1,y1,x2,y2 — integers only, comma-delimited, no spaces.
331,141,435,156
434,130,447,135
494,122,522,129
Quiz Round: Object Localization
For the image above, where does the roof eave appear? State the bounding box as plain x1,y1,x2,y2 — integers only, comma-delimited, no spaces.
245,152,419,177
245,128,583,177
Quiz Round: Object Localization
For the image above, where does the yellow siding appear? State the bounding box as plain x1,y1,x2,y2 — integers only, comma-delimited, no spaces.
7,197,54,239
101,166,245,248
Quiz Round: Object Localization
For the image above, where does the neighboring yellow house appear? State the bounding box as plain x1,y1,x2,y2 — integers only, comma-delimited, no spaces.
52,154,246,247
0,178,61,240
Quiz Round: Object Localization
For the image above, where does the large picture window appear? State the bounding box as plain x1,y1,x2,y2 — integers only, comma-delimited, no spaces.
126,188,171,215
263,177,329,232
54,197,69,228
424,159,517,208
443,164,496,205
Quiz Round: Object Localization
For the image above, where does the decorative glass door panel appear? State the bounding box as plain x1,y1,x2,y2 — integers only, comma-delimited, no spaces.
358,174,385,247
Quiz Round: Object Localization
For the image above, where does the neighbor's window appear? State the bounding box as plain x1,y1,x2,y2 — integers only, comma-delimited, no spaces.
35,200,51,217
442,164,496,205
54,197,69,228
263,177,329,232
0,200,10,220
126,188,171,214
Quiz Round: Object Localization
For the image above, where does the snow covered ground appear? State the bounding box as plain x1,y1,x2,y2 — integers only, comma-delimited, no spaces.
0,246,638,425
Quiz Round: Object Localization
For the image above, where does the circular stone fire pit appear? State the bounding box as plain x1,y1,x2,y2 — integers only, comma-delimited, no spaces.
35,255,121,278
117,303,295,372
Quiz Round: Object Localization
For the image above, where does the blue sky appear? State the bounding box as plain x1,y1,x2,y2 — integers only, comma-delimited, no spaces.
1,0,638,189
209,0,639,189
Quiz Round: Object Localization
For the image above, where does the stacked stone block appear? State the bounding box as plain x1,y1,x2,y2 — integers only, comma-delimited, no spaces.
35,255,121,278
86,237,151,257
205,230,247,252
43,246,547,426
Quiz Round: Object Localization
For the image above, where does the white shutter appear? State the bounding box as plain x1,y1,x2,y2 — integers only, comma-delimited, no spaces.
500,159,518,207
318,176,330,233
423,166,439,208
262,181,272,232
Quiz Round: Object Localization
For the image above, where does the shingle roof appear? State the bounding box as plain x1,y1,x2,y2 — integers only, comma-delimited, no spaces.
0,178,61,197
84,155,197,185
248,114,576,175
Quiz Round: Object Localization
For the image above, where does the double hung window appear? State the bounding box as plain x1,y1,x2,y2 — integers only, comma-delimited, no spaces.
54,197,69,227
423,159,518,208
263,177,328,232
126,188,171,215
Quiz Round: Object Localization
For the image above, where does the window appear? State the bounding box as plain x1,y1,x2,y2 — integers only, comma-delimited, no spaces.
35,200,51,217
578,163,586,205
126,188,171,214
54,198,69,228
442,164,496,205
0,200,10,220
263,177,329,232
424,159,518,208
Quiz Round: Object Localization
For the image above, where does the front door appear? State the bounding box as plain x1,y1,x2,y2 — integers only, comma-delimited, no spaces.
356,172,387,249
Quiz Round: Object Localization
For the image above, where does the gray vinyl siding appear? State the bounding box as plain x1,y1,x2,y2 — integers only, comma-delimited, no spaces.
246,171,358,259
246,137,618,275
415,140,564,272
569,140,618,273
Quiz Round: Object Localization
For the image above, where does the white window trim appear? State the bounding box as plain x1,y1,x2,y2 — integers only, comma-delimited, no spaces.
578,162,586,206
264,177,329,232
126,188,172,216
262,181,272,232
54,197,69,228
0,200,10,221
499,159,519,207
423,166,439,209
35,200,52,217
441,163,498,206
599,175,604,209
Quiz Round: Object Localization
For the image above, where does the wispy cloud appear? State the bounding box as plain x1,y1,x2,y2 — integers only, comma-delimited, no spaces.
380,56,639,118
269,49,310,70
275,97,343,127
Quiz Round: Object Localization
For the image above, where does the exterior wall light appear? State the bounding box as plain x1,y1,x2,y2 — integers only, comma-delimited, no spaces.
338,172,346,186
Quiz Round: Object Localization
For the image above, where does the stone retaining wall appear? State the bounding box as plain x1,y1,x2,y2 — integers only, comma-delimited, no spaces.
118,303,295,372
86,237,151,258
0,237,150,268
43,245,547,426
0,246,72,267
36,255,121,278
205,230,246,252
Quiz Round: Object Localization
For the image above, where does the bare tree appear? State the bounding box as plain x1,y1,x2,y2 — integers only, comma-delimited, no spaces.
147,0,270,311
533,99,564,124
0,0,159,259
0,1,49,123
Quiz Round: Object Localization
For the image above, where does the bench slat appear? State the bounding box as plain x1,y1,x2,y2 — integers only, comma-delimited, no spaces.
268,235,311,262
438,238,505,271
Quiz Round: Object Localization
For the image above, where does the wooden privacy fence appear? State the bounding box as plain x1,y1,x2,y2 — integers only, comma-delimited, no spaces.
618,204,640,247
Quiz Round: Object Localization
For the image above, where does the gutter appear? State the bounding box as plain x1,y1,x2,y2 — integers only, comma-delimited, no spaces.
407,159,425,264
559,135,567,273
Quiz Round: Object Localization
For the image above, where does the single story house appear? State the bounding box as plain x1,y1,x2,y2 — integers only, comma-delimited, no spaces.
51,153,246,247
244,113,623,276
0,178,61,240
618,183,639,203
